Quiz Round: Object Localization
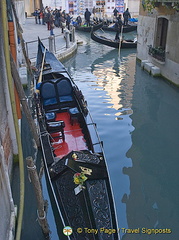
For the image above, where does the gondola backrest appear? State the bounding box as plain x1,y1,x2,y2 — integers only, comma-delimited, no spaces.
56,78,73,103
40,81,57,106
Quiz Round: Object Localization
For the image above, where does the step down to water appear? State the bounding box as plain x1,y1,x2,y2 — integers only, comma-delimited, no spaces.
144,62,154,73
141,60,161,77
151,66,161,76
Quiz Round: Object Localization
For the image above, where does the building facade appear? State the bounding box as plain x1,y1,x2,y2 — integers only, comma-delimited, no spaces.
137,0,179,86
0,2,18,238
23,0,140,17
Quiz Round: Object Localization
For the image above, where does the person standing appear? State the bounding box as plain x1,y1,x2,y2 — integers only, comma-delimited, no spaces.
46,9,51,30
123,8,131,26
55,10,61,27
84,8,91,27
66,13,72,30
92,7,96,17
114,14,122,41
60,14,66,33
76,15,82,26
41,10,45,25
49,14,54,35
113,8,118,18
38,9,41,24
34,8,38,24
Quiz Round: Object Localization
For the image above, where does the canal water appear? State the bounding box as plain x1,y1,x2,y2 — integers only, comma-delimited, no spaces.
15,30,179,240
62,30,179,240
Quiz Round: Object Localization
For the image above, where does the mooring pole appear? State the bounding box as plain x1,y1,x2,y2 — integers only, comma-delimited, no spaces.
26,156,50,237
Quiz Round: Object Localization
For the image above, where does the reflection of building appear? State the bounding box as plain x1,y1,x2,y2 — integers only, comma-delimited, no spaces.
137,1,179,86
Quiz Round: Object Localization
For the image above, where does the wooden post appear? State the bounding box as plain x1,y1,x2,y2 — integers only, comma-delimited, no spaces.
10,55,40,147
26,156,50,237
72,26,75,43
48,36,55,53
65,30,70,48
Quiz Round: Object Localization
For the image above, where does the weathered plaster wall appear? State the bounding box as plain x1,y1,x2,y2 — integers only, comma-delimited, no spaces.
137,15,156,60
166,15,179,63
137,6,179,86
0,16,16,240
14,1,26,24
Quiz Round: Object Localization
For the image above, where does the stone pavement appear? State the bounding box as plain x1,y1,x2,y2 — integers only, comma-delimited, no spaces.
19,17,78,84
21,17,77,61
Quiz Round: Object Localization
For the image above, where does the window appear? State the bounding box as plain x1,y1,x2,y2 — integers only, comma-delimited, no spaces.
148,17,168,62
155,17,168,49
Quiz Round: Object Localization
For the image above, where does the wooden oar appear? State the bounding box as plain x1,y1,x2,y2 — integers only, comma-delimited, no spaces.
100,27,105,33
118,25,123,56
36,47,47,92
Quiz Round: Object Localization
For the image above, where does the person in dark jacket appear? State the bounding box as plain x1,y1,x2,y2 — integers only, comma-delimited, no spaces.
113,8,118,17
123,8,131,26
84,8,91,27
76,16,82,26
46,10,51,30
66,13,72,30
114,14,122,41
34,8,39,24
49,14,54,35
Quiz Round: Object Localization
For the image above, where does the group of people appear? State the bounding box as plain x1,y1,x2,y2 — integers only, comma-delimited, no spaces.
33,6,131,37
113,8,131,41
33,7,93,35
33,7,73,35
75,8,91,27
113,8,131,26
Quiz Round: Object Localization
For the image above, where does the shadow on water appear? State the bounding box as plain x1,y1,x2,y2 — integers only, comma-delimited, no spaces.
12,111,45,240
12,109,59,239
123,65,179,240
64,42,179,240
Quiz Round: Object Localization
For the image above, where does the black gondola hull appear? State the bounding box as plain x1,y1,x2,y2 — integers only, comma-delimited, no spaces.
102,24,137,33
35,39,119,240
75,22,103,32
91,31,137,49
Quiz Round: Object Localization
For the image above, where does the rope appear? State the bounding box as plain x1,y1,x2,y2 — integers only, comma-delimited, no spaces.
27,165,36,170
37,209,46,220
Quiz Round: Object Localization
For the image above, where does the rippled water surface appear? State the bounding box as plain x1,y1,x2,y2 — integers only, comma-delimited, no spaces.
19,30,179,240
62,30,179,240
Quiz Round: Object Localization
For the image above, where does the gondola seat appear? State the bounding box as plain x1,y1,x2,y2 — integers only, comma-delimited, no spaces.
68,107,80,125
56,78,74,106
45,112,56,121
47,121,65,141
40,81,58,109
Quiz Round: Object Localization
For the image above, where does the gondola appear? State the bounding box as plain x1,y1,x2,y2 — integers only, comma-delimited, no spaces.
102,23,137,33
75,22,103,32
35,39,119,240
91,31,137,49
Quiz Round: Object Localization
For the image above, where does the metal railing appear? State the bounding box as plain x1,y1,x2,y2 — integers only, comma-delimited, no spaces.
148,45,165,62
25,35,65,60
25,26,76,60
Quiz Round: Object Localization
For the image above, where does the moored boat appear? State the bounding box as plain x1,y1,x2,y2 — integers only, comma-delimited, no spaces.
102,23,137,33
35,39,119,240
91,31,137,49
75,22,103,32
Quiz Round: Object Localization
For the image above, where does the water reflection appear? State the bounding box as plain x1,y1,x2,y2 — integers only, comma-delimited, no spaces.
91,48,136,113
125,65,179,240
64,42,137,237
63,34,179,240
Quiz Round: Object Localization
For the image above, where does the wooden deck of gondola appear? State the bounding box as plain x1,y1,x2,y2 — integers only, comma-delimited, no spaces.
50,112,87,159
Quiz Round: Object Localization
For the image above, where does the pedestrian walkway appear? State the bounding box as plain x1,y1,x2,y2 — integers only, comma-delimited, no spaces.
21,17,77,61
19,17,78,84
